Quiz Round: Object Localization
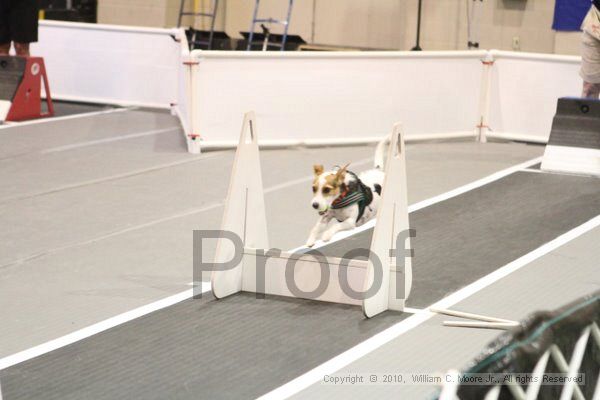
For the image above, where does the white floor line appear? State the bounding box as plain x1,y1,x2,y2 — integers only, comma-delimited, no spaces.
41,126,181,153
259,214,600,400
401,307,427,314
289,156,543,253
0,282,211,371
0,107,131,130
0,152,224,205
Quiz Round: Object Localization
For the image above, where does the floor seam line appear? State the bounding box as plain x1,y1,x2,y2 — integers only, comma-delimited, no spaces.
0,152,229,205
0,158,373,271
0,125,181,162
0,107,134,132
40,126,182,154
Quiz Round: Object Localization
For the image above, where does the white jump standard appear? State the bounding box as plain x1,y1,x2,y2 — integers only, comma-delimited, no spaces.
211,112,413,318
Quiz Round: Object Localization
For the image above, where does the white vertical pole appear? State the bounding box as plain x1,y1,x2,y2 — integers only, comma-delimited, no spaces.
467,0,483,49
477,51,494,143
592,323,600,400
550,344,586,400
526,350,550,400
211,111,269,298
483,386,502,400
439,369,460,400
559,327,591,400
362,123,411,318
505,378,527,399
188,52,202,154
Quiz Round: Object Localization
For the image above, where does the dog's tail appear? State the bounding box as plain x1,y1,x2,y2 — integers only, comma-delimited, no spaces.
373,134,391,170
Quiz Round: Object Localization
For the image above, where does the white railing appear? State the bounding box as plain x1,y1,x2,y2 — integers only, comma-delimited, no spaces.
189,50,487,148
27,22,585,153
439,321,600,400
185,49,583,152
32,20,183,109
485,50,581,144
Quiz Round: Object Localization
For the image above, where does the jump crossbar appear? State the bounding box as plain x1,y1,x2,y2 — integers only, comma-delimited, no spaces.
241,248,405,306
210,111,412,318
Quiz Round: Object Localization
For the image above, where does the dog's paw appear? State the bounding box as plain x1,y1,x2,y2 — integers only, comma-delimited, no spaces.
305,239,316,248
321,231,335,242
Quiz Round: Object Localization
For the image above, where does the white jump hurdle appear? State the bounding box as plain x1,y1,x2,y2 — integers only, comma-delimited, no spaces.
211,112,412,318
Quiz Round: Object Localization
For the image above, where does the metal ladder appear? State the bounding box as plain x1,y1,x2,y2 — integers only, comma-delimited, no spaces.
247,0,294,51
177,0,219,50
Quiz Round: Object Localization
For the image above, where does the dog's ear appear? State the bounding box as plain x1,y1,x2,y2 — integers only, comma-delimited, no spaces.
335,163,350,182
313,164,324,176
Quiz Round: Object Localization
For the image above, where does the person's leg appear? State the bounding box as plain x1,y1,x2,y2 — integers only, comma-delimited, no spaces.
580,31,600,99
13,42,30,56
0,0,11,54
10,0,38,56
0,43,10,55
582,81,600,99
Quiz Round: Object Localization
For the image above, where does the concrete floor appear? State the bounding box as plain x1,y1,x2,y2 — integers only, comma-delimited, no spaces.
0,109,544,360
2,106,598,400
4,163,598,400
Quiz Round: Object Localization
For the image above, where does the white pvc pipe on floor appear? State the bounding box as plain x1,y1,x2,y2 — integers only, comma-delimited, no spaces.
430,307,516,323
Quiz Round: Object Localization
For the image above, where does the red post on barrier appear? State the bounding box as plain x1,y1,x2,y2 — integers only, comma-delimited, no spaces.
4,56,54,122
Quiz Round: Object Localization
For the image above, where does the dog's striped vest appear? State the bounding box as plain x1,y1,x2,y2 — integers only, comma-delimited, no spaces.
330,171,374,222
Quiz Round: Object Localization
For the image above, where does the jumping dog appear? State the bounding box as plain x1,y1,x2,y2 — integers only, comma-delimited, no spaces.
306,137,390,247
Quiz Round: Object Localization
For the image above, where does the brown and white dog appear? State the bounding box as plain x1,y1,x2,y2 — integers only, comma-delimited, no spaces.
305,137,389,247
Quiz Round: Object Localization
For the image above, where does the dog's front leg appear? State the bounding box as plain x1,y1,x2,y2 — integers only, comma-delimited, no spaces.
306,215,331,247
321,217,356,242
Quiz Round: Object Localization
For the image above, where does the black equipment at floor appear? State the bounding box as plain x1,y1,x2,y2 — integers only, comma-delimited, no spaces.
186,29,233,51
40,0,97,23
547,97,600,150
238,32,306,51
411,0,423,51
177,0,219,49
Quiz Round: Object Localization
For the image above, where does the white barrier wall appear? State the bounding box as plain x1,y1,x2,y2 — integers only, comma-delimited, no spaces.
187,49,585,150
24,22,586,152
487,51,582,143
190,51,487,146
32,20,183,108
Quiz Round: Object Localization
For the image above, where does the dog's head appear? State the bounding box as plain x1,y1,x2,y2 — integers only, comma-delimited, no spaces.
311,164,348,214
